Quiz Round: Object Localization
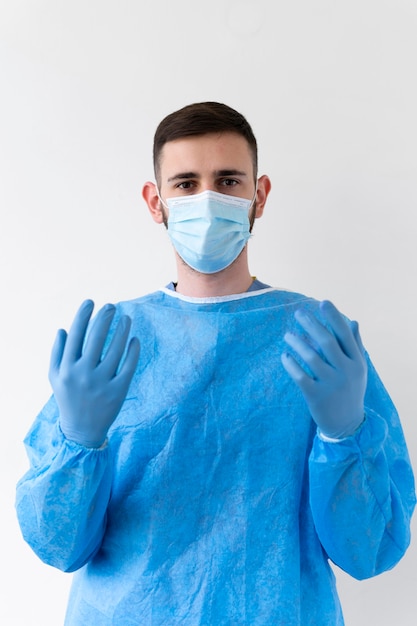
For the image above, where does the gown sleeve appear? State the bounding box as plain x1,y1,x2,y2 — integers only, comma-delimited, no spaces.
15,395,113,573
309,354,416,580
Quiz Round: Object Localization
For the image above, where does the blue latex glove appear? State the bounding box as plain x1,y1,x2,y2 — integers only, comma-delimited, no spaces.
281,300,367,439
49,299,140,447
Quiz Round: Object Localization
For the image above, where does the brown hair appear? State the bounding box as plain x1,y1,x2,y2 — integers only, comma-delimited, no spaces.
153,102,258,183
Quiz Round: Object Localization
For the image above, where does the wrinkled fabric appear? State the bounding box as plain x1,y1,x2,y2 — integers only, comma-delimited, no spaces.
16,288,416,626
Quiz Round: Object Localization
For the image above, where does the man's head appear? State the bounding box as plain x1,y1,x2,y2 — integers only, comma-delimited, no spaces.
142,102,271,290
153,102,258,186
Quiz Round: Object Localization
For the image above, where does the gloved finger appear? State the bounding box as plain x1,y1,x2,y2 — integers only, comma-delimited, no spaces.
100,315,133,378
83,303,117,366
294,308,343,368
281,352,315,390
116,337,140,385
350,320,365,354
283,332,330,381
48,329,67,380
61,299,95,364
319,300,361,360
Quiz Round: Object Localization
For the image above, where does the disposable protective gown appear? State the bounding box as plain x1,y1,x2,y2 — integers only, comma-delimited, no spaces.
16,287,416,625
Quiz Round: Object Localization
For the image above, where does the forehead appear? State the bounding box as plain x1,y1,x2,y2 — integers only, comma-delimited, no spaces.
159,132,253,176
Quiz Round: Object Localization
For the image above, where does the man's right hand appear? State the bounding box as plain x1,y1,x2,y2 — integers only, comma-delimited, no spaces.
49,299,140,447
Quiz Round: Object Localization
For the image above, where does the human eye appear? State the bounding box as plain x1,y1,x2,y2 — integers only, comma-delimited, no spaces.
219,178,239,187
176,180,195,191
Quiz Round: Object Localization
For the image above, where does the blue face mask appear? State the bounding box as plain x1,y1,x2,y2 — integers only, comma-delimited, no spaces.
161,190,254,274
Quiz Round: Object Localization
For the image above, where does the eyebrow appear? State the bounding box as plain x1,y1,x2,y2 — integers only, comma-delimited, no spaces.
167,169,248,183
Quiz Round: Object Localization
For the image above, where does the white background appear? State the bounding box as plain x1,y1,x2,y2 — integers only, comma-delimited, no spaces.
1,1,416,624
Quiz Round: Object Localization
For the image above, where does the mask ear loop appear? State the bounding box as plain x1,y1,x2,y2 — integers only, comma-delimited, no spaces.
250,180,259,209
155,185,169,210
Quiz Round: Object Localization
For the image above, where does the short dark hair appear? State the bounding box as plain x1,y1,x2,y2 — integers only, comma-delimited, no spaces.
153,102,258,183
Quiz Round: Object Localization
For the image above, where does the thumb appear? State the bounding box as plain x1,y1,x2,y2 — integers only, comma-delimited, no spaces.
48,329,67,381
350,320,365,354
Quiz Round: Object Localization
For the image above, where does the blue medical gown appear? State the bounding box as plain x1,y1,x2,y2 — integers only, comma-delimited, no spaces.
16,288,416,625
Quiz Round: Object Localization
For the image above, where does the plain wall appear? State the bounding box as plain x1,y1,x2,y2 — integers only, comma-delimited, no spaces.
1,1,416,623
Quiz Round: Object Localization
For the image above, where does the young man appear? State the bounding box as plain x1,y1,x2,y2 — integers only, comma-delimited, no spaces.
16,102,415,625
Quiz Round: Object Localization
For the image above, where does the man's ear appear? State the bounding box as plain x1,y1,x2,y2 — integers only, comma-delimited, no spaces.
142,182,165,224
254,175,272,218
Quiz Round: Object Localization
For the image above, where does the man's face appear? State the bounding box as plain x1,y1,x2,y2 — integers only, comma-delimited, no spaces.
143,131,270,231
158,132,257,207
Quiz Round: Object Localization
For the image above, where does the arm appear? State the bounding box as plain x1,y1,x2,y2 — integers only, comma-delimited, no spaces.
15,300,140,572
282,300,416,579
309,383,415,579
16,396,113,572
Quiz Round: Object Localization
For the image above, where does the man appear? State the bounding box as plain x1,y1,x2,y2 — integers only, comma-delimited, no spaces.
16,102,415,625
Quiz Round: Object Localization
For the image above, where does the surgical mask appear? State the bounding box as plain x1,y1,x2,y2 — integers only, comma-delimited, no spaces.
160,189,255,274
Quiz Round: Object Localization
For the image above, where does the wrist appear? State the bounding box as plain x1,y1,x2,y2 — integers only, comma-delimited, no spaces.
317,414,366,442
59,420,108,448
